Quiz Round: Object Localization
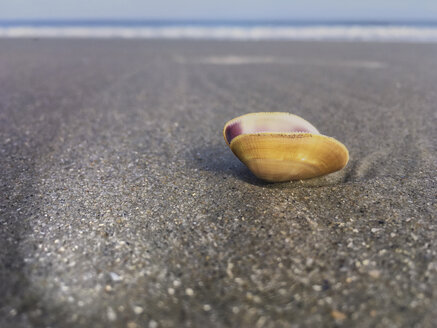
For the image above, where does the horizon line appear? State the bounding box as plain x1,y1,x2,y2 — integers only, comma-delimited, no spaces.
0,18,437,25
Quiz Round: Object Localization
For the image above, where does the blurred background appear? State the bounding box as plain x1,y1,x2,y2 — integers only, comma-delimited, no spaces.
1,0,437,21
0,0,437,41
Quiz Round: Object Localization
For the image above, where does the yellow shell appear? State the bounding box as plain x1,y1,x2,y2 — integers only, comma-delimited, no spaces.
223,112,349,182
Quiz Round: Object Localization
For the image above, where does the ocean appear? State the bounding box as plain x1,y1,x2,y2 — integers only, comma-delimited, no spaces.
1,20,437,42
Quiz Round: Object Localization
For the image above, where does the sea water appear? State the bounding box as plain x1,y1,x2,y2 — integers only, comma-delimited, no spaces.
0,20,437,42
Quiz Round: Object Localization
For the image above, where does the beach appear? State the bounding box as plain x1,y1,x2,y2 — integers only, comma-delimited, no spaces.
0,39,436,327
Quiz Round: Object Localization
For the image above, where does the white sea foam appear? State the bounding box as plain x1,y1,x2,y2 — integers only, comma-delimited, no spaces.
189,55,386,68
1,26,437,42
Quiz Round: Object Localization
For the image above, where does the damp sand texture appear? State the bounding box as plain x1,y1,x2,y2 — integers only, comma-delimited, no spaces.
1,39,436,328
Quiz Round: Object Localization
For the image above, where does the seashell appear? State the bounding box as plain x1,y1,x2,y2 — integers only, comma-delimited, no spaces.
223,112,349,182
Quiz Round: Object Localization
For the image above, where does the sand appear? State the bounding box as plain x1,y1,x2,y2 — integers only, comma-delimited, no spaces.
0,39,436,327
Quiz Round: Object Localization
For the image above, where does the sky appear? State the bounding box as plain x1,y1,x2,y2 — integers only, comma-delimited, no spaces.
0,0,436,21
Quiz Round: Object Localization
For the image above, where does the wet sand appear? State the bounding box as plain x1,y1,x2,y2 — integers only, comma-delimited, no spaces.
0,39,436,327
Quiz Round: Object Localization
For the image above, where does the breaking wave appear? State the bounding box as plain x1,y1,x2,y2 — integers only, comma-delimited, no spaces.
1,24,437,42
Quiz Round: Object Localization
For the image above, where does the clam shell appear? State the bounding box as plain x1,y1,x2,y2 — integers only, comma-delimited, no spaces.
223,112,349,182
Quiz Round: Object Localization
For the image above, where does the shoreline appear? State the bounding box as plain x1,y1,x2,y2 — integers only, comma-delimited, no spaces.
1,24,437,42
